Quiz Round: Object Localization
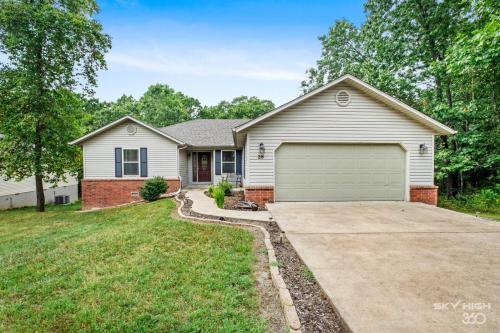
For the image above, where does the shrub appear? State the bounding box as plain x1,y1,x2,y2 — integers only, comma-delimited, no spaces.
218,179,233,196
140,177,168,202
439,186,500,215
207,185,216,197
212,187,225,208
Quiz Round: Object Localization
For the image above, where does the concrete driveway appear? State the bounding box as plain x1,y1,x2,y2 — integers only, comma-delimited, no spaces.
267,202,500,332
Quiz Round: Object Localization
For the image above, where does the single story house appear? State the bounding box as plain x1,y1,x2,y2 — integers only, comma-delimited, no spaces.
0,176,78,210
0,133,78,210
71,75,455,210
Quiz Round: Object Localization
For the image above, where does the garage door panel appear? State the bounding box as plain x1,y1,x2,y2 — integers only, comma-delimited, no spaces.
275,144,406,201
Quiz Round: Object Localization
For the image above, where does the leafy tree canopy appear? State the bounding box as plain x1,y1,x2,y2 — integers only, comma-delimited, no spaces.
0,0,111,211
303,0,499,195
138,84,201,127
198,96,275,119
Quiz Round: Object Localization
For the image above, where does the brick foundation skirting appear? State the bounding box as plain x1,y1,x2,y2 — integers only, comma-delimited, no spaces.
244,186,274,207
82,178,180,210
410,185,438,206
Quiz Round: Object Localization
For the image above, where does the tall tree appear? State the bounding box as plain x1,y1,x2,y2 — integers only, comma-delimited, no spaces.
137,84,201,127
84,95,139,131
0,0,111,211
198,96,275,119
303,0,498,196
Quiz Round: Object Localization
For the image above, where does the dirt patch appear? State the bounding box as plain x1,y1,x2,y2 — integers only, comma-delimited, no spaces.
250,228,288,332
178,193,346,332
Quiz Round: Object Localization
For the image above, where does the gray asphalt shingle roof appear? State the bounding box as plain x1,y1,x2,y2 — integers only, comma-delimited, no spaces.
160,119,248,147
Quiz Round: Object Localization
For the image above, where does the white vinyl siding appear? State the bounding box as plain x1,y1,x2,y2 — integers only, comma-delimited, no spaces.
245,84,435,186
0,176,78,210
83,120,179,179
179,149,188,185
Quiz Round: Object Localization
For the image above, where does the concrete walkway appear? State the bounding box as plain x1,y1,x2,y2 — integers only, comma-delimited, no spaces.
185,189,272,222
268,202,500,333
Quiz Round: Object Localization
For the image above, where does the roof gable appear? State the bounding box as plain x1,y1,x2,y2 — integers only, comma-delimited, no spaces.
234,75,456,135
70,116,184,145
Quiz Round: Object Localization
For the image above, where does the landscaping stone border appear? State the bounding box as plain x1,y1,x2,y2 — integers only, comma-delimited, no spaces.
174,195,302,332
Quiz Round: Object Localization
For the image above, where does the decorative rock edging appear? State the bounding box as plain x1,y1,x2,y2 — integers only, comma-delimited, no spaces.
174,195,302,333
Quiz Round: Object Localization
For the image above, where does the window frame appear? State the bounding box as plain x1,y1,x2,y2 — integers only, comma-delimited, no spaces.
123,148,140,176
221,150,236,174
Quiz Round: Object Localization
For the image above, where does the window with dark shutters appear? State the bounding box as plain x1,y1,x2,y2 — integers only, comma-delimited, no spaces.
115,148,122,177
236,150,242,175
215,150,221,175
140,148,148,177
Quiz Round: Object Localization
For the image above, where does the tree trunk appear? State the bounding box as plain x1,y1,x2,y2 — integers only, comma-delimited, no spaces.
34,120,45,212
35,174,45,212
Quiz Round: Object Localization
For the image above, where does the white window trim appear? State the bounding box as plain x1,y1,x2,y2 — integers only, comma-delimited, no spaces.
221,150,236,174
123,148,140,177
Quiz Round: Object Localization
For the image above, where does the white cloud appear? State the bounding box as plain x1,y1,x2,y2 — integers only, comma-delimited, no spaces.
106,48,305,82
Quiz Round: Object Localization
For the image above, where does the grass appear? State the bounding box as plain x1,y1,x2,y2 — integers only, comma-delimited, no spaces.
438,193,500,221
302,267,315,282
0,199,265,332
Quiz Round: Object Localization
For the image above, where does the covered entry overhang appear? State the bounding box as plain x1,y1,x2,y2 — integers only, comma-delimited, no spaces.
185,147,244,186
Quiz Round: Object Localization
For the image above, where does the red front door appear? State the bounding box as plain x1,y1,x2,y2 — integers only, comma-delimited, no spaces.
197,152,211,182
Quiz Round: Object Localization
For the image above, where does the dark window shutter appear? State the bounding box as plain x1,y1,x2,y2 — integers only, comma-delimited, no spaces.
236,150,242,175
140,148,148,177
215,150,221,175
115,148,122,177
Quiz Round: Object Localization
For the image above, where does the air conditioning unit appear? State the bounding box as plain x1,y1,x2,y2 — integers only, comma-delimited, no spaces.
55,195,70,205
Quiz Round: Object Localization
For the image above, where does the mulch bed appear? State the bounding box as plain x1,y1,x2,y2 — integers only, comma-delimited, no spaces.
203,190,267,211
178,192,346,333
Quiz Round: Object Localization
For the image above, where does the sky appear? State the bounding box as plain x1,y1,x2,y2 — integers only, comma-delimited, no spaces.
95,0,366,106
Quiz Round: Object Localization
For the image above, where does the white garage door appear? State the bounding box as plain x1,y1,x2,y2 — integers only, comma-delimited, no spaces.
275,144,406,201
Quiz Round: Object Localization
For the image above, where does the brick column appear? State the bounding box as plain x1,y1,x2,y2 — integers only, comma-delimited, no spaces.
244,186,274,207
410,185,438,206
82,178,180,210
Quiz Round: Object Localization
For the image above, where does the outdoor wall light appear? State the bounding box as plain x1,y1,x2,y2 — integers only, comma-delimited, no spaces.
419,143,429,154
258,142,265,159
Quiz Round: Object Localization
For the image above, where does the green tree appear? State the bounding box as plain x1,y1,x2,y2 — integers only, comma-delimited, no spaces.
0,0,111,211
303,0,498,196
198,96,275,119
85,95,139,131
301,19,419,105
137,84,201,127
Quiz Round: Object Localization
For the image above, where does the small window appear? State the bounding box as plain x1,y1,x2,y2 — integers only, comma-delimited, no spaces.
222,151,235,173
123,149,139,175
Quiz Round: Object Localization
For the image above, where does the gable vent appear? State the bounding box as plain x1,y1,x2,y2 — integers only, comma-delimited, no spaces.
126,124,137,135
336,90,351,106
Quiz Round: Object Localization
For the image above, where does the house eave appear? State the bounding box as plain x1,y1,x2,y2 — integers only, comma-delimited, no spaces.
69,116,185,145
234,74,456,135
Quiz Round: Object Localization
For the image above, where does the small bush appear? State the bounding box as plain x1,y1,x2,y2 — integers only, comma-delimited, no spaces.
212,187,225,208
218,180,233,196
140,177,168,202
207,185,216,197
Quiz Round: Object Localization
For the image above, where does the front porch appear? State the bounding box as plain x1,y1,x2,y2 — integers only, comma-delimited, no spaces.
184,149,244,187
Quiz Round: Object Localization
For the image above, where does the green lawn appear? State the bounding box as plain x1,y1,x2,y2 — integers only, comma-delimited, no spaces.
0,200,265,332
